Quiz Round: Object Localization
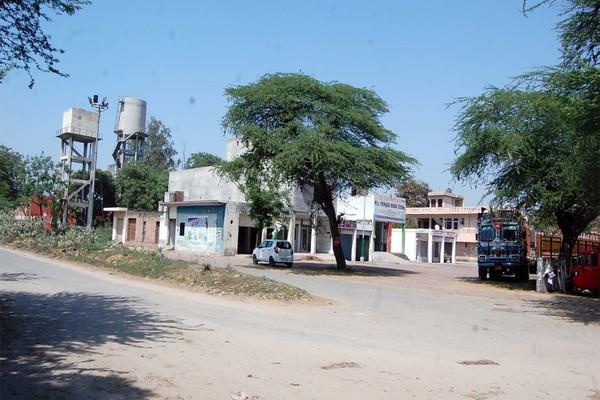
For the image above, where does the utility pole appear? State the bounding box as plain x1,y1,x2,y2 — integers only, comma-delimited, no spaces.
87,95,108,228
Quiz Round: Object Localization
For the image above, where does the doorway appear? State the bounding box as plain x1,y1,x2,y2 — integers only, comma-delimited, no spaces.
127,218,136,241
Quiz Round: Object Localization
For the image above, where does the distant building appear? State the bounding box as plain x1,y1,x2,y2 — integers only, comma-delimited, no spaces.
402,191,479,262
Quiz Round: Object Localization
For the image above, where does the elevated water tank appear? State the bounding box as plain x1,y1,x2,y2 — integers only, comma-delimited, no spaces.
114,97,146,137
58,108,98,141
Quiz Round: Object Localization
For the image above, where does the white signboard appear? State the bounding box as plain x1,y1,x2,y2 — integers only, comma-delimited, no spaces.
373,195,406,224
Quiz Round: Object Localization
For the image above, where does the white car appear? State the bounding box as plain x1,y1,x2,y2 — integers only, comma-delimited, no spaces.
252,240,294,267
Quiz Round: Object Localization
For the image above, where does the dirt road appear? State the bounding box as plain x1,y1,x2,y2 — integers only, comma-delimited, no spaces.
1,247,599,399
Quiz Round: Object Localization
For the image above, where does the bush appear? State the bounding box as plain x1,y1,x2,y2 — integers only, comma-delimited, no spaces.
0,209,46,243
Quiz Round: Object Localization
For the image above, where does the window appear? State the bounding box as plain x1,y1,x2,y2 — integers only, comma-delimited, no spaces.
445,218,452,229
179,222,185,236
453,218,459,230
276,241,292,249
430,199,436,207
437,199,442,207
500,225,519,242
460,218,465,226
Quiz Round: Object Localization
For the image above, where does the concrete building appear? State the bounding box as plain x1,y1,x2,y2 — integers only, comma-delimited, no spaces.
401,191,480,262
104,208,161,246
336,193,407,261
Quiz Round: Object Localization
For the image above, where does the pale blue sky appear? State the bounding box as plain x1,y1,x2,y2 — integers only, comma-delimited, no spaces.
0,0,562,204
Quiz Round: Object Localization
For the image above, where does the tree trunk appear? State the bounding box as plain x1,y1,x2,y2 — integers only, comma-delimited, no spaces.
315,178,347,269
255,224,264,248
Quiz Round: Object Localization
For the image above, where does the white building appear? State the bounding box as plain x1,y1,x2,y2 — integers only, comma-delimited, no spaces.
399,191,480,262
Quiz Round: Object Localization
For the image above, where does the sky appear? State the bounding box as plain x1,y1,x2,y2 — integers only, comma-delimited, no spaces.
0,0,563,205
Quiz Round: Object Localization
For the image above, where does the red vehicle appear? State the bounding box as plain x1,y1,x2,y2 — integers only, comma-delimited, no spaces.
572,251,600,294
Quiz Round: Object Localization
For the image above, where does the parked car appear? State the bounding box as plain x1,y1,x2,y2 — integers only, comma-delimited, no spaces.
252,240,294,267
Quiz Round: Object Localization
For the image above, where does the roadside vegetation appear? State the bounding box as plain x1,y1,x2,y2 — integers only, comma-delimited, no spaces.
0,210,312,302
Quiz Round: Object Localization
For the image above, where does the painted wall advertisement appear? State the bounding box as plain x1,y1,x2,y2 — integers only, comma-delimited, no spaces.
185,215,209,242
373,195,406,223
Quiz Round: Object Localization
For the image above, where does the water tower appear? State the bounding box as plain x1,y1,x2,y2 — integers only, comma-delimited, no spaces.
112,97,147,168
58,107,101,225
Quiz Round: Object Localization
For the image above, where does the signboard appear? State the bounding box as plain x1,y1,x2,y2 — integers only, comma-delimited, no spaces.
373,195,406,224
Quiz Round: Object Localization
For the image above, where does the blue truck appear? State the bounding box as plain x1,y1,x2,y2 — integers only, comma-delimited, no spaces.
477,210,530,281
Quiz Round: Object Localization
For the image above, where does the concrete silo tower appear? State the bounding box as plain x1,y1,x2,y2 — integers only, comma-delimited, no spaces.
112,97,147,169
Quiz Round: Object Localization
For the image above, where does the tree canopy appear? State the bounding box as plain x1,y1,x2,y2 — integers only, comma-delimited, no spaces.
0,0,89,88
185,152,222,169
115,161,168,211
144,117,178,170
0,145,23,209
524,0,600,66
451,65,600,261
396,178,431,207
220,73,415,268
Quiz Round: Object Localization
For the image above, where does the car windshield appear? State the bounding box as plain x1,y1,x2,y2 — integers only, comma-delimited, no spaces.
479,226,496,242
276,241,291,249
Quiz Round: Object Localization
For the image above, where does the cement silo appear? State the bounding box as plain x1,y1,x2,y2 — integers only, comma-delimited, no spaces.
112,97,147,168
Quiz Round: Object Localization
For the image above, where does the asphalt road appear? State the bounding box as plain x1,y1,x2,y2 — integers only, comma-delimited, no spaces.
1,247,599,399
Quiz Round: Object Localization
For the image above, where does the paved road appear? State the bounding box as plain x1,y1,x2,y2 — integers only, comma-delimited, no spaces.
1,247,599,399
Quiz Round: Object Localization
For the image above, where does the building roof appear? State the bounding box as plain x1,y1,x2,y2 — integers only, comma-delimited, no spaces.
160,200,226,207
428,191,464,199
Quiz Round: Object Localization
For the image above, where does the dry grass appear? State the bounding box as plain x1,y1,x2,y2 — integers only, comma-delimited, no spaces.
6,227,313,302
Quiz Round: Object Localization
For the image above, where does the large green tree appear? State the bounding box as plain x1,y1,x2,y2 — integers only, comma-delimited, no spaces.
396,178,431,207
144,117,178,170
185,152,222,169
451,66,600,268
220,73,415,269
0,145,24,209
115,161,168,211
0,0,89,88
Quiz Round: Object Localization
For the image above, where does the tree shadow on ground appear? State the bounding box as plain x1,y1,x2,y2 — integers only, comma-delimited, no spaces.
243,262,419,277
0,291,186,399
0,272,38,282
455,276,537,292
523,295,600,326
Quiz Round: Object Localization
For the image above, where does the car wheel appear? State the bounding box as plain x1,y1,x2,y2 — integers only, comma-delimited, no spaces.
269,256,275,267
252,254,258,265
286,262,293,268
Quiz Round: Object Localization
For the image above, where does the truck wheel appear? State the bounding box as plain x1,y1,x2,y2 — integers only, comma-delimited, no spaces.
517,269,529,282
478,269,487,280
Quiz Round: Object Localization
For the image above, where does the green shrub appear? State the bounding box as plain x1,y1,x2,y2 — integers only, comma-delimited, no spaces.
0,209,46,243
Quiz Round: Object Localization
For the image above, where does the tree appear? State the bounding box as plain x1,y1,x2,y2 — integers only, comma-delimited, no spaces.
0,145,24,209
18,153,65,225
396,178,431,207
185,152,223,169
220,73,415,269
451,66,600,271
93,168,116,219
241,175,290,247
524,0,600,66
115,161,168,211
144,117,178,170
0,0,89,88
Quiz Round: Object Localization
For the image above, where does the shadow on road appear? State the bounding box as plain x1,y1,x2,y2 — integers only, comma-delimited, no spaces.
455,276,537,292
0,272,38,282
0,291,183,399
244,262,419,277
523,295,600,326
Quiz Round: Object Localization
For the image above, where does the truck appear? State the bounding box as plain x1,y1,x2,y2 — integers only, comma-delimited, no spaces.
477,209,530,281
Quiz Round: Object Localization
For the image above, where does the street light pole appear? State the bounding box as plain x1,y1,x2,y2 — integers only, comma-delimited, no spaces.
87,95,108,228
